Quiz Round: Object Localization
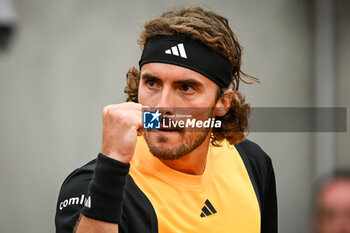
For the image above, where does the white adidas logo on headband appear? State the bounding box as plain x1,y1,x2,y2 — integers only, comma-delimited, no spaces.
165,43,187,59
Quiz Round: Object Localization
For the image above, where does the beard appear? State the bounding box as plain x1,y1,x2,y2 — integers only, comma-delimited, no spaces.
144,128,210,160
143,108,215,160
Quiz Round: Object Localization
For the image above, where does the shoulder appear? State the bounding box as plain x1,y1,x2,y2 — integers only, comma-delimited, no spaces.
55,159,96,232
235,139,273,174
234,139,276,205
57,159,96,207
235,139,278,232
61,159,96,187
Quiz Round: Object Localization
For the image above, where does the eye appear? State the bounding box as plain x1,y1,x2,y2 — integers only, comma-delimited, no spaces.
180,84,195,93
145,79,157,88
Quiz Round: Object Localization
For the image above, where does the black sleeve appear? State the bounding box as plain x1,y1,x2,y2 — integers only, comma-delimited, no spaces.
260,157,277,233
235,139,278,233
55,158,158,233
55,161,95,233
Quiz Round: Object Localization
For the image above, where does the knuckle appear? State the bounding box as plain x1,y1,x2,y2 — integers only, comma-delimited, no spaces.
102,103,140,127
116,110,126,120
103,105,113,115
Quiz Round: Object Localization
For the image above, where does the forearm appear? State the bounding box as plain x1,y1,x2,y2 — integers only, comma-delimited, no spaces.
64,103,140,233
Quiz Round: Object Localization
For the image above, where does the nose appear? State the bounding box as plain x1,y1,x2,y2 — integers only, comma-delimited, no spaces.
157,85,175,116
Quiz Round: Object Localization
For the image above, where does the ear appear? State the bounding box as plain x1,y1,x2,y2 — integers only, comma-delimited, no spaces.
214,89,233,117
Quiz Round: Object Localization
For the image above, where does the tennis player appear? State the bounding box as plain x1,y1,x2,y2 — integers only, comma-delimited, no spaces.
55,6,277,233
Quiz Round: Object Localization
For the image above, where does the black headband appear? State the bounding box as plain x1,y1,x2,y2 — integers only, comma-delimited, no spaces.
139,35,233,88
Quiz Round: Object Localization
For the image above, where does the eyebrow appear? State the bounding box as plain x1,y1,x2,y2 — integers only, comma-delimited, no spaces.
173,79,202,87
141,73,203,87
141,73,161,82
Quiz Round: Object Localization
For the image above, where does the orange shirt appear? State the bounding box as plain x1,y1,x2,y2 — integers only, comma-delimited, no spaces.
130,137,260,233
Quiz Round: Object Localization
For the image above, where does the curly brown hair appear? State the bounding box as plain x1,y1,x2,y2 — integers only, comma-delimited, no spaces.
124,6,258,146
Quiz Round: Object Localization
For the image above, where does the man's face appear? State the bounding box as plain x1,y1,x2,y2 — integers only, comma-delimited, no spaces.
138,63,221,160
315,179,350,233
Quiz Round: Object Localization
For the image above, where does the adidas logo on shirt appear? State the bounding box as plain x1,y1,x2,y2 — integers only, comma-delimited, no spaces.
200,199,217,218
165,43,187,58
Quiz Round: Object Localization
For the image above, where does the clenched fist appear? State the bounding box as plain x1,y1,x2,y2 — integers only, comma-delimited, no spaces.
101,102,144,163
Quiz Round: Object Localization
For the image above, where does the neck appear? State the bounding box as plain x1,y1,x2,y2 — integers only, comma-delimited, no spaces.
159,134,211,175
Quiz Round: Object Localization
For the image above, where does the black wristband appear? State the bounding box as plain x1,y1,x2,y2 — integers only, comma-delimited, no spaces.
82,153,130,223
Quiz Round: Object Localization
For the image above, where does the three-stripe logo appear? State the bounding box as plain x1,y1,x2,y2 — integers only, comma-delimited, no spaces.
200,199,217,218
165,43,187,58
